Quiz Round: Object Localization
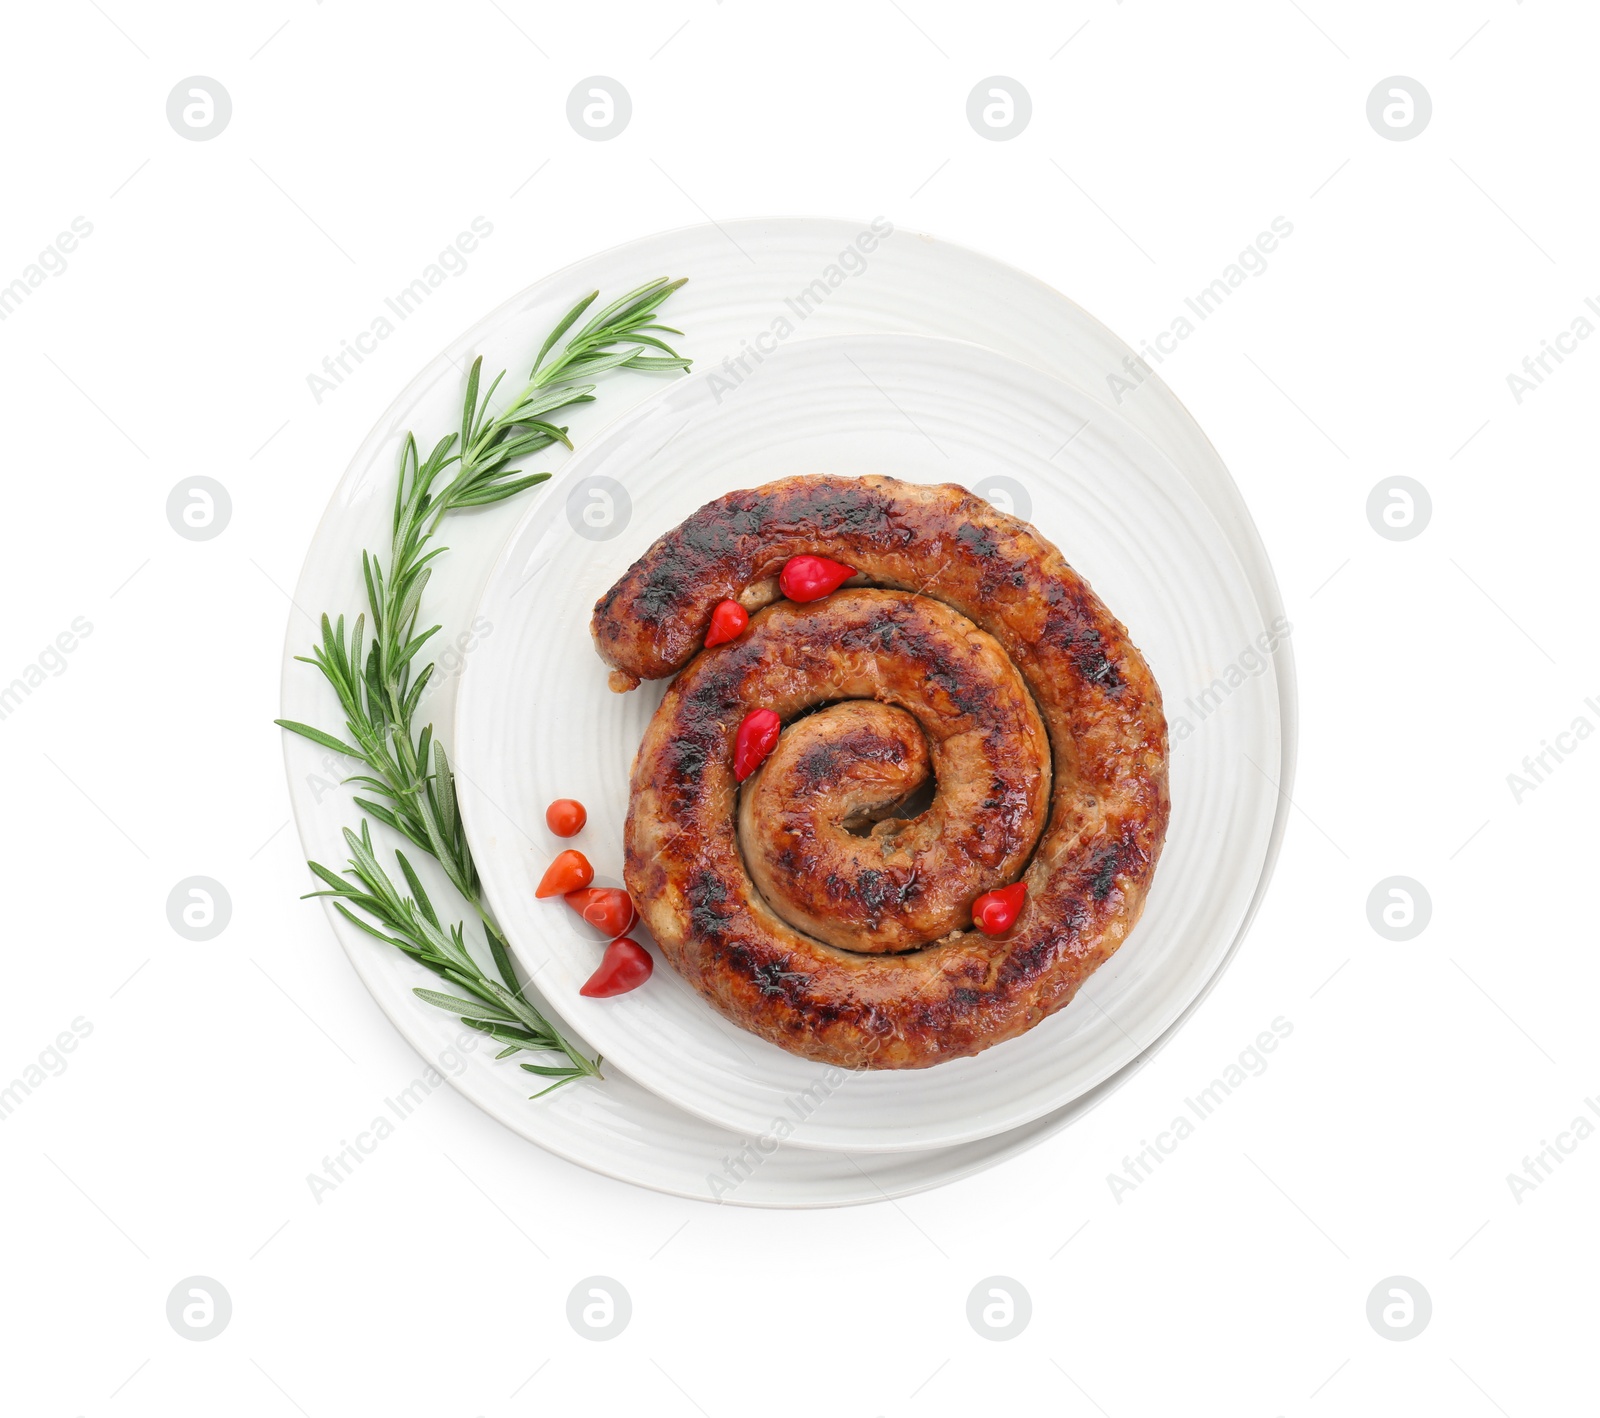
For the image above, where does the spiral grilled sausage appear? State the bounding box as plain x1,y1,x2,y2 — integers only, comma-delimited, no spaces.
591,474,1168,1069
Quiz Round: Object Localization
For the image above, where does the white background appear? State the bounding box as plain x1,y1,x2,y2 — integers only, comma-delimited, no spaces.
2,1,1596,1414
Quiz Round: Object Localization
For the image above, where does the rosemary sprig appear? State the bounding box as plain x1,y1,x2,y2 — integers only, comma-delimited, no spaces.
278,278,690,1096
304,824,600,1096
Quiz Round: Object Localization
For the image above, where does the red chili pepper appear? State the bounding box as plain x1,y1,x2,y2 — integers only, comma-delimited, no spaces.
564,886,637,937
704,599,750,647
579,936,655,997
779,555,855,603
535,849,593,899
734,708,782,782
545,798,587,837
972,881,1027,936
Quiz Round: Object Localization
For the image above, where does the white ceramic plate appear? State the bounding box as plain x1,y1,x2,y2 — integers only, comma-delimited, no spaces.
278,218,1296,1202
456,333,1279,1152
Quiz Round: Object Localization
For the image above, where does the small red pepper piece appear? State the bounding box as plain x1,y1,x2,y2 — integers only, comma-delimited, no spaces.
704,599,750,647
564,887,637,937
779,555,855,603
972,881,1027,936
734,708,782,782
536,849,593,899
545,798,587,837
579,936,655,997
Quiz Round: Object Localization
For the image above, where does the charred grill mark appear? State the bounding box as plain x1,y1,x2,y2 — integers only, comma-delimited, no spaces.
905,982,997,1036
840,606,994,718
678,511,742,560
1038,590,1127,693
1089,846,1121,902
727,942,841,1024
924,662,983,715
996,928,1069,989
687,870,732,944
632,564,682,626
752,956,811,998
663,735,710,785
947,954,988,984
956,523,1001,559
1073,634,1124,690
793,729,905,788
768,481,900,539
683,663,745,719
856,868,890,914
838,608,901,655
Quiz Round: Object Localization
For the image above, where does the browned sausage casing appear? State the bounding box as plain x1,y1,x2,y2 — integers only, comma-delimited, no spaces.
591,474,1169,1070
